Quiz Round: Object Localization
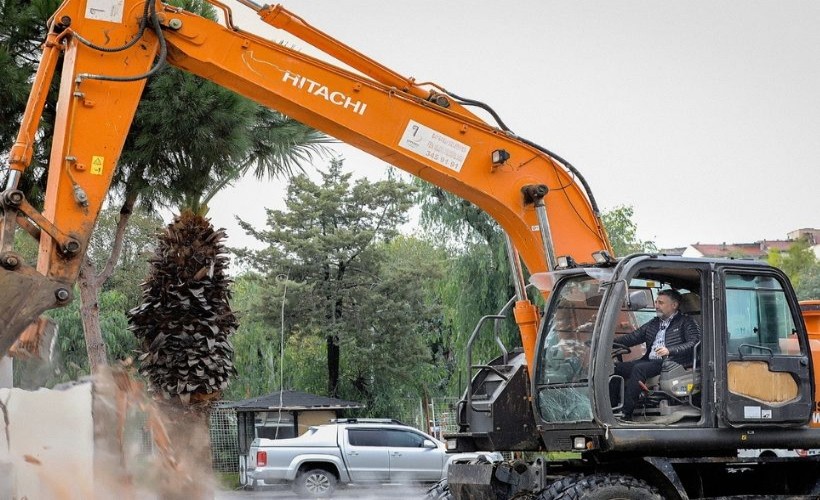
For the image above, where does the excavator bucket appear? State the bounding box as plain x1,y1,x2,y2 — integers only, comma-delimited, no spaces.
9,316,58,361
0,267,69,357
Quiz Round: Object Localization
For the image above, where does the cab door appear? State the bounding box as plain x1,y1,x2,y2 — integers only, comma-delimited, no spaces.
718,268,813,426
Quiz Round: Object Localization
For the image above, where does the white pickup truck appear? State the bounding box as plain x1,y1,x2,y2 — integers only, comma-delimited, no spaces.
246,418,497,497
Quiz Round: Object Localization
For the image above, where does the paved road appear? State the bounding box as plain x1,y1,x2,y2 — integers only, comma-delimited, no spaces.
216,484,432,499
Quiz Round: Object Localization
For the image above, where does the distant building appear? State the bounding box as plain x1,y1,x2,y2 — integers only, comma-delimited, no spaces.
680,228,819,260
788,228,820,259
788,228,820,245
682,241,792,260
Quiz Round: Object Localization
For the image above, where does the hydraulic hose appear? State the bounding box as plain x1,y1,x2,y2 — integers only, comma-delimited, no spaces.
447,91,601,216
72,0,151,53
76,0,167,83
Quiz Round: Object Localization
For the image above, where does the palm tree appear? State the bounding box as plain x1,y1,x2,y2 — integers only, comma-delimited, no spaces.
125,52,328,500
127,66,328,401
118,2,328,495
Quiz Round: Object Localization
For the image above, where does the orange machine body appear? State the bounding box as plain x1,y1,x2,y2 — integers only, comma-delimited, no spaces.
802,301,820,427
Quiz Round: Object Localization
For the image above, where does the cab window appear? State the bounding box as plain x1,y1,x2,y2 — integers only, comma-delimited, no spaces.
725,273,802,356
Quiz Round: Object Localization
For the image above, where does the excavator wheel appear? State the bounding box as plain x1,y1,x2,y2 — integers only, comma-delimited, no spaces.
538,474,584,499
540,473,662,500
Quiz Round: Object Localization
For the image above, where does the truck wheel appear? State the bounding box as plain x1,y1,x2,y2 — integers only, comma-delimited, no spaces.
294,468,337,498
549,474,662,500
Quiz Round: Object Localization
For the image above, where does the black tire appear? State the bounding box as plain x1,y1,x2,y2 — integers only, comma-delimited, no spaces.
539,474,584,499
425,477,453,500
550,474,662,500
293,468,337,498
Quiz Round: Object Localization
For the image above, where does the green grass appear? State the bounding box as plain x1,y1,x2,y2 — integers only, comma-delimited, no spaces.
214,472,240,489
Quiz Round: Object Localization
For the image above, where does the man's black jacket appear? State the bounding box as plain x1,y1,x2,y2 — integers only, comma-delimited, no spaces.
617,313,701,366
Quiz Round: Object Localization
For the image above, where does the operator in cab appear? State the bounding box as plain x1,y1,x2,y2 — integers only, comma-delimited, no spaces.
611,289,701,421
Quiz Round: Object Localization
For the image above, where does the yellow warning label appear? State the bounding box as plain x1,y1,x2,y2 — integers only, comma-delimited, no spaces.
91,156,104,175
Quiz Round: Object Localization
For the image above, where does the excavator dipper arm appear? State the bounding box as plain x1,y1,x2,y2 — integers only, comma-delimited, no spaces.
0,0,611,363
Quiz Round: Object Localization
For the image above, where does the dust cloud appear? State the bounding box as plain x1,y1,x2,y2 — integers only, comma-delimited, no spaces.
1,362,218,499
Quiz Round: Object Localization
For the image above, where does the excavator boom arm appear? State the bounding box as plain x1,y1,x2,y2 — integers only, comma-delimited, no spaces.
0,0,611,359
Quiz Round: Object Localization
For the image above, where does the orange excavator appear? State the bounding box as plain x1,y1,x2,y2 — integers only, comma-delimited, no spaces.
2,1,819,498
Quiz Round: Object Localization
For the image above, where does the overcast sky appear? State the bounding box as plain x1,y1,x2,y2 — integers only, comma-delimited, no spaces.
207,0,819,254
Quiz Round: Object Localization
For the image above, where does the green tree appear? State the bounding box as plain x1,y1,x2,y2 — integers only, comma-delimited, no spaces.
223,273,278,399
13,288,135,388
600,205,657,256
767,238,818,292
415,180,521,395
234,160,425,401
226,274,334,401
118,0,324,377
796,262,820,300
0,0,56,148
351,236,448,415
87,206,163,308
1,0,60,205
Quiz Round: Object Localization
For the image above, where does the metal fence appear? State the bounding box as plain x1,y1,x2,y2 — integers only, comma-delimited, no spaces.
392,396,460,441
209,406,240,473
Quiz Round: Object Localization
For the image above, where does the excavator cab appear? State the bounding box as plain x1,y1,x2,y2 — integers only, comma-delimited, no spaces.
528,254,817,456
448,254,820,499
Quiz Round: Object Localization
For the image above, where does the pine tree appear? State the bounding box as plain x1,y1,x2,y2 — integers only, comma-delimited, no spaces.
235,160,422,400
0,0,60,203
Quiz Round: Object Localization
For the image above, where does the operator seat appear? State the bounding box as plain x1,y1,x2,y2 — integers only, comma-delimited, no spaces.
679,292,701,328
677,292,702,369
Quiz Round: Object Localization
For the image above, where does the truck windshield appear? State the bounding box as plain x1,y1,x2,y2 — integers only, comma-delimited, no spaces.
535,274,603,423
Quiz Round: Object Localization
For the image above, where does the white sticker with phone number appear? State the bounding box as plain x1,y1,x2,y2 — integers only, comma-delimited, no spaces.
85,0,124,23
399,120,470,173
